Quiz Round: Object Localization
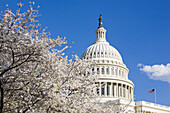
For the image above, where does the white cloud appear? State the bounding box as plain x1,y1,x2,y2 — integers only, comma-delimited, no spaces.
138,63,170,83
137,63,143,67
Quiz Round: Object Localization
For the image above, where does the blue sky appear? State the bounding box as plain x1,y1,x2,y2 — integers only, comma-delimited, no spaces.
1,0,170,106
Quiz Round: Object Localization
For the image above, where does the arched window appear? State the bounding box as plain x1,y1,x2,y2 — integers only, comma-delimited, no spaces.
115,69,117,76
106,67,109,74
102,67,104,74
112,67,114,75
122,71,124,77
119,70,121,76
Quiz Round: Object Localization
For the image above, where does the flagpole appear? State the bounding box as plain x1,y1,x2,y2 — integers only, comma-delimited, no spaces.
155,88,156,104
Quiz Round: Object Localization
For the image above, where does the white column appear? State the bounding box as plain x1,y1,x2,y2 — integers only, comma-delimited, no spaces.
127,86,129,99
102,31,103,38
131,88,133,100
129,87,131,99
119,84,121,97
114,83,116,97
117,83,119,97
125,85,127,99
109,67,111,75
110,82,113,97
99,82,101,96
105,82,107,97
121,84,123,98
104,32,105,38
100,67,102,74
105,66,107,75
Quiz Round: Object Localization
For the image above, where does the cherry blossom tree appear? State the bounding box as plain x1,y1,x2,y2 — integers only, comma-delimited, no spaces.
0,2,131,113
0,2,103,113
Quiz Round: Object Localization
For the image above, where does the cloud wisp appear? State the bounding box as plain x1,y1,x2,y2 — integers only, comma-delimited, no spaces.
138,63,170,83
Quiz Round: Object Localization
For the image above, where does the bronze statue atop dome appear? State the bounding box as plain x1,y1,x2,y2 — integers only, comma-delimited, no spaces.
98,14,103,28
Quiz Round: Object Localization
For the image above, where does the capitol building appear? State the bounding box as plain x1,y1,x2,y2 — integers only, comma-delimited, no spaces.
81,15,170,113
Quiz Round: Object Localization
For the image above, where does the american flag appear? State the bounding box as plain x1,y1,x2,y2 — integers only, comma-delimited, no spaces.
149,89,155,93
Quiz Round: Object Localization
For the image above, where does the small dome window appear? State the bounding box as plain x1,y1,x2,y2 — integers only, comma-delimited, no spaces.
119,70,121,76
115,69,118,76
112,67,114,75
102,67,104,74
101,52,103,54
106,67,109,74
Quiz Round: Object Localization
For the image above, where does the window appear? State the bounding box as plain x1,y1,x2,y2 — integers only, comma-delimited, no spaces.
102,67,104,74
120,86,122,97
97,88,99,95
115,69,117,76
112,67,114,75
107,67,109,74
119,70,121,76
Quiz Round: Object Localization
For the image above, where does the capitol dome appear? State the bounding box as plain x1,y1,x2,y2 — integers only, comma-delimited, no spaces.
80,15,170,113
81,38,123,63
81,15,134,103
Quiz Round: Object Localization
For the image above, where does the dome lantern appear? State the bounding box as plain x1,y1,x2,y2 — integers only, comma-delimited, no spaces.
94,14,107,44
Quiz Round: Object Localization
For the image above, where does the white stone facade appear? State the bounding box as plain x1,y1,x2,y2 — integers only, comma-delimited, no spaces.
81,15,170,113
135,101,170,113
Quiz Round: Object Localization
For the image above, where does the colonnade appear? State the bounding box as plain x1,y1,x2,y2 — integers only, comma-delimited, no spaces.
97,82,133,100
96,30,106,39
